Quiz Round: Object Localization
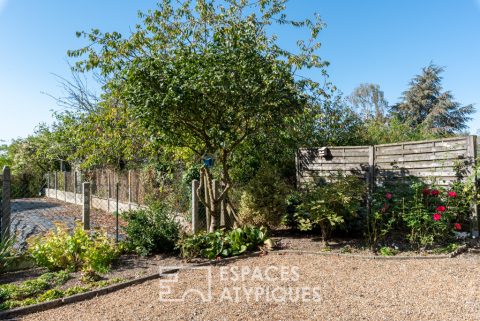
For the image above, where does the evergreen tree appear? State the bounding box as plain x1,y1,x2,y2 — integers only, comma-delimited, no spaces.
391,64,475,135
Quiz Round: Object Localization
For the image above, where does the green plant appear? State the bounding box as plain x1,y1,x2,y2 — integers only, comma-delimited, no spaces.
401,183,452,248
179,226,270,260
28,223,119,274
0,272,124,311
433,242,460,254
238,166,290,227
365,187,399,250
282,191,302,229
121,202,180,256
296,175,366,245
378,246,398,256
0,271,70,306
0,235,15,273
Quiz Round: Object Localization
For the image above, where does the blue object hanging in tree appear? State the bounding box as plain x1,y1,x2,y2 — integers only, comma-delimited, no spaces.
202,154,215,168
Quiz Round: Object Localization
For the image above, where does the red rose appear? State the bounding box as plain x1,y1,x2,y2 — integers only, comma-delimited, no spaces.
436,205,446,212
385,193,392,200
448,191,457,198
422,188,431,196
454,223,462,231
433,213,442,221
430,189,440,197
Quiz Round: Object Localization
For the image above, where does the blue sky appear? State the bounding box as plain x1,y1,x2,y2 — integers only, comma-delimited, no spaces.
0,0,479,142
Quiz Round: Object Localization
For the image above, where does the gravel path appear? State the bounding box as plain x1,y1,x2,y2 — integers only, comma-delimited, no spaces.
21,252,480,321
10,198,124,251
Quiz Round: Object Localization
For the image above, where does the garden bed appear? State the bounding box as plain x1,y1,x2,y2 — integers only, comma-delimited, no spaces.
0,253,193,312
271,230,476,257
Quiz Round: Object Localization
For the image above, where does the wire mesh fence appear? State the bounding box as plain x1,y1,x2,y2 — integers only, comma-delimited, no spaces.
1,169,134,252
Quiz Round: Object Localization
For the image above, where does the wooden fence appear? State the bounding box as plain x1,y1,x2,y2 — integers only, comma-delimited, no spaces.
296,135,479,234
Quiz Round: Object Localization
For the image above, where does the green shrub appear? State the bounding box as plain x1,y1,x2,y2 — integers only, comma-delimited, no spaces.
121,203,180,256
0,236,15,273
238,166,290,227
378,246,398,256
179,226,270,260
27,223,119,274
295,175,366,244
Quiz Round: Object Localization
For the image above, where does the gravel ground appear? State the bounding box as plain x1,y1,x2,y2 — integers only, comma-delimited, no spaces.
21,252,480,321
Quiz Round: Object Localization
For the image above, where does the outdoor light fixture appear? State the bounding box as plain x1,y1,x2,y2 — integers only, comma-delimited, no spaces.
318,147,330,158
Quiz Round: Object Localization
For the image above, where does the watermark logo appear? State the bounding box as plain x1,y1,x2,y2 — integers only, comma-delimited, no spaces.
159,266,212,302
158,265,321,303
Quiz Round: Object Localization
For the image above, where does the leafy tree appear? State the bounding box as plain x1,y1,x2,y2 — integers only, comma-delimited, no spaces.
391,64,475,135
348,83,388,121
68,0,331,231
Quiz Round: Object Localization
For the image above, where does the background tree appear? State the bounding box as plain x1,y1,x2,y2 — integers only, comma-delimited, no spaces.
390,64,475,135
69,0,331,231
348,83,388,121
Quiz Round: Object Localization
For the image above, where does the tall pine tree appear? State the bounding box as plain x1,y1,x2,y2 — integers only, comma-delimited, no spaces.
391,64,475,135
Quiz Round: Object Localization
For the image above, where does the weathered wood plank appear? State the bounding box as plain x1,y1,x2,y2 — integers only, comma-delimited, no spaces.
376,160,466,170
375,150,467,163
375,145,466,156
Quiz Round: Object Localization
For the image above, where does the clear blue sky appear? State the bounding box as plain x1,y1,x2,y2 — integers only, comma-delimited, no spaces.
0,0,479,142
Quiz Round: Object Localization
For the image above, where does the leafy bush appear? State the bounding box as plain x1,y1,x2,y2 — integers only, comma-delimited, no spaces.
121,203,180,256
365,188,400,249
401,183,453,247
378,246,398,256
238,166,290,227
179,226,270,260
368,180,470,249
0,236,15,273
28,223,119,274
294,175,366,244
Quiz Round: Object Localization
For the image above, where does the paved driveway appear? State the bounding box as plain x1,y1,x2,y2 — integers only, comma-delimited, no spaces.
9,198,122,251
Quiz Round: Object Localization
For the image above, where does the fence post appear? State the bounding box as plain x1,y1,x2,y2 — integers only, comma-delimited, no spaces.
115,182,119,243
82,182,91,230
1,166,11,239
54,171,58,199
107,172,111,212
218,181,226,227
63,171,67,202
46,174,50,198
204,174,211,232
467,135,478,237
73,172,77,204
128,170,132,210
192,180,199,234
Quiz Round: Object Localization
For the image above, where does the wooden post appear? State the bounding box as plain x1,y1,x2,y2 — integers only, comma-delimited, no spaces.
366,146,375,232
128,170,132,210
1,166,11,239
73,172,77,204
211,179,219,232
219,181,226,227
82,182,91,230
54,171,58,199
192,180,199,234
204,172,211,232
46,174,50,198
467,135,478,237
63,171,67,202
107,171,111,212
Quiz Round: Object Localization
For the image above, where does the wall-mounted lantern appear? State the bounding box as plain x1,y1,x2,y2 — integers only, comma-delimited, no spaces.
318,147,330,158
